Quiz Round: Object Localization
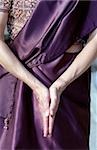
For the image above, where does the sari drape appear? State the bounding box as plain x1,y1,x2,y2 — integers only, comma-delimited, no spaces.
0,0,97,149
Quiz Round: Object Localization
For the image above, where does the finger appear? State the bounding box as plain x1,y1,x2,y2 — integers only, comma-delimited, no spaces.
49,101,57,136
38,105,49,137
48,114,55,137
43,106,50,137
49,94,58,117
49,88,60,136
40,98,50,137
43,115,49,137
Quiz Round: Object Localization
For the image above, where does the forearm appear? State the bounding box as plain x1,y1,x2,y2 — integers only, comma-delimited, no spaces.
58,36,97,87
0,40,40,89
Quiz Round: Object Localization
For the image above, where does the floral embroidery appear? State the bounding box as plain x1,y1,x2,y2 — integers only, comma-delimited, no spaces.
0,0,11,11
0,0,39,40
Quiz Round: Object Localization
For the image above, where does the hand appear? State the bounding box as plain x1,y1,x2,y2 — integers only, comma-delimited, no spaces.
31,77,67,138
49,78,67,137
32,80,50,137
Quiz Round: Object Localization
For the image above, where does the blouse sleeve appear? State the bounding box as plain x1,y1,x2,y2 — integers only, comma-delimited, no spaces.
0,0,11,12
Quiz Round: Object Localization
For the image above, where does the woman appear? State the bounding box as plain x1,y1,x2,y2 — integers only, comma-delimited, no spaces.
0,0,97,149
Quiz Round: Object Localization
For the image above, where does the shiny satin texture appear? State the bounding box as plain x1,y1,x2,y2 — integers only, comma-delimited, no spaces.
0,0,97,149
0,52,90,150
9,0,97,63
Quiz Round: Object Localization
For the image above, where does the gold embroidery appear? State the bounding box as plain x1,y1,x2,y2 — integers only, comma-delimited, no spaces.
0,0,39,40
0,0,11,11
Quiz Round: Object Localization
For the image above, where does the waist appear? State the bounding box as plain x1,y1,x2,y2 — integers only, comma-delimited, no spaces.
65,41,85,53
26,42,84,69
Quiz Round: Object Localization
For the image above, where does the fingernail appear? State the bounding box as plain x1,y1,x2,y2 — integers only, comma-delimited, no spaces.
43,131,47,137
48,134,52,138
43,134,47,138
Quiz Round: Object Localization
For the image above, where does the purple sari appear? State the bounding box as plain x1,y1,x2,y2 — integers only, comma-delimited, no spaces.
0,0,97,149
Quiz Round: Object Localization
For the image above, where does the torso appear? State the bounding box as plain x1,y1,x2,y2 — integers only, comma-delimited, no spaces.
0,0,85,53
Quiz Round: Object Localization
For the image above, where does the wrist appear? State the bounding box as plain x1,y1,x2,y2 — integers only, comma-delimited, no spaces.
26,72,45,90
25,73,38,90
58,76,68,87
52,77,67,94
58,70,75,87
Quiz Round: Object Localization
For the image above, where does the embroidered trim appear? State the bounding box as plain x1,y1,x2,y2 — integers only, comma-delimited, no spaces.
3,77,18,130
0,0,39,40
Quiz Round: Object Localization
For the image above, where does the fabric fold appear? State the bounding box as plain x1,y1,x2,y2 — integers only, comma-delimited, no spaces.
0,0,97,149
